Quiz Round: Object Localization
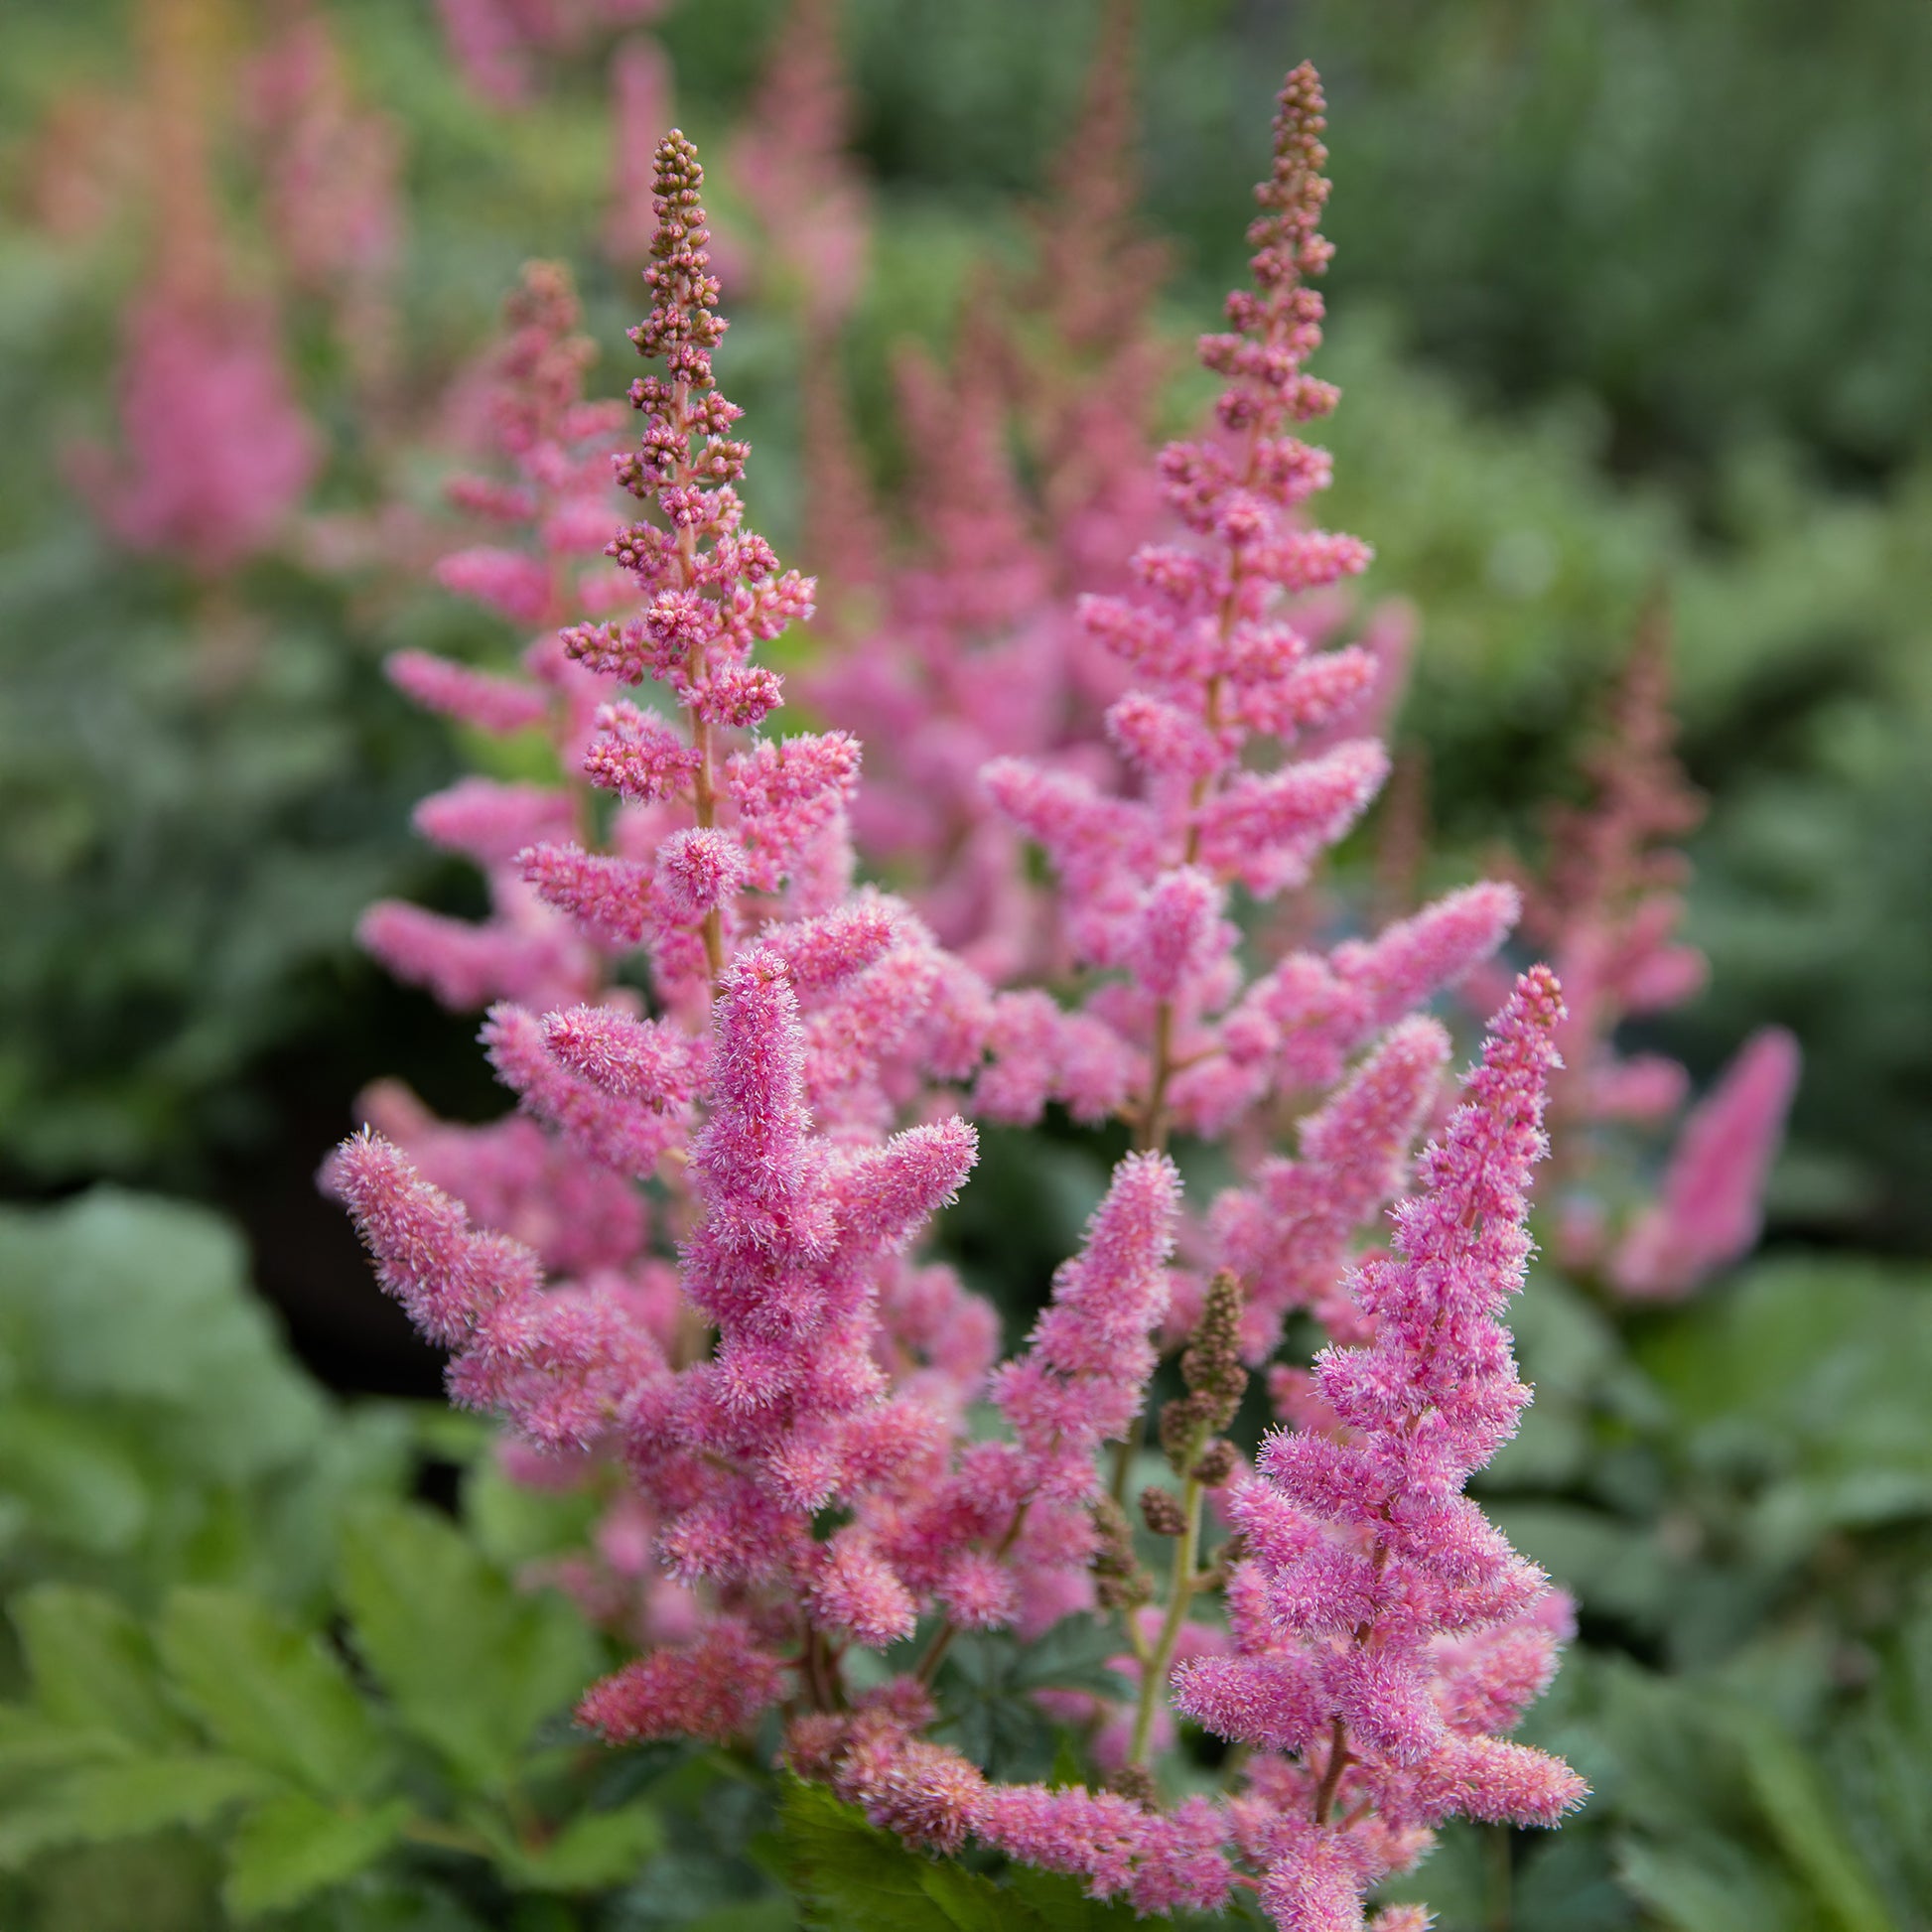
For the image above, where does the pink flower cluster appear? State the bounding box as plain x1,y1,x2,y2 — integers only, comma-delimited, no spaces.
314,64,1776,1930
1174,969,1587,1920
69,282,320,577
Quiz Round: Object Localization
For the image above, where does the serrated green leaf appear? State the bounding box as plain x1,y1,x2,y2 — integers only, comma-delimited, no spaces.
222,1791,412,1917
158,1587,391,1799
336,1501,594,1793
1003,1863,1141,1929
483,1800,663,1891
0,1754,275,1866
0,1188,325,1480
0,1703,129,1773
10,1585,193,1750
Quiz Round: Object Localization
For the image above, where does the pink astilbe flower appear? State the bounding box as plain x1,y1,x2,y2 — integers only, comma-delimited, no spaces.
1211,1016,1452,1362
358,263,633,1015
324,71,1595,1923
438,0,671,107
1518,612,1707,1144
725,0,882,633
1610,1025,1801,1299
605,35,675,265
969,71,1512,1154
993,1151,1181,1498
70,283,320,576
577,1618,786,1741
66,0,321,580
1174,969,1587,1926
386,647,551,735
334,127,1017,1743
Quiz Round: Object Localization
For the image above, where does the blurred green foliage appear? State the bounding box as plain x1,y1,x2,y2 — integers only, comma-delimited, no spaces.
0,1188,785,1929
4,1192,1929,1927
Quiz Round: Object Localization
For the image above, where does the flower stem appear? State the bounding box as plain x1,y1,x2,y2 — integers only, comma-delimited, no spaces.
1126,1461,1204,1771
1311,1714,1353,1823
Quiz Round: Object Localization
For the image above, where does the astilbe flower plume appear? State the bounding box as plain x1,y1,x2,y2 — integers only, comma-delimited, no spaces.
244,3,403,389
729,0,887,630
1174,968,1587,1926
330,124,1006,1752
437,0,672,108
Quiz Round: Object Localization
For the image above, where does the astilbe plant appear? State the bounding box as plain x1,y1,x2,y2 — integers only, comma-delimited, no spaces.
329,76,1589,1928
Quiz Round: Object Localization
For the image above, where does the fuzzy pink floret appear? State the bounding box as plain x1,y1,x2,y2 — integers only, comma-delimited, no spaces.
992,1150,1179,1493
387,648,550,735
577,1620,786,1743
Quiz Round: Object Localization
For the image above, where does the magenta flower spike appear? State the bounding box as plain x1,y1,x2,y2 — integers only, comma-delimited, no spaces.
1175,968,1587,1922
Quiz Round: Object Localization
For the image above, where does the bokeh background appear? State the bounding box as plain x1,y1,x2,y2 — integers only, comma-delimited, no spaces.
1,2,1929,1928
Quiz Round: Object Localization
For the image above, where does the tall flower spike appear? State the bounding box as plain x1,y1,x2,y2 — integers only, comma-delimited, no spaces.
1175,968,1586,1930
971,62,1457,1153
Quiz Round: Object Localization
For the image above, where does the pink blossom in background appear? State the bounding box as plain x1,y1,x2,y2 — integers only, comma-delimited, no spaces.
1611,1026,1801,1299
1497,607,1798,1294
728,0,886,627
605,35,674,265
69,284,320,576
245,9,403,326
439,0,671,106
731,0,870,331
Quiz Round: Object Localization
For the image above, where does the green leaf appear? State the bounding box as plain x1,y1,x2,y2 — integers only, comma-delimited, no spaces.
1615,1834,1812,1932
158,1587,391,1799
1728,1710,1900,1932
222,1791,412,1917
10,1585,193,1750
0,1400,148,1553
0,1754,275,1866
777,1779,1035,1932
681,1903,798,1932
0,1703,128,1774
0,1188,325,1481
1487,1501,1673,1629
483,1800,663,1892
336,1501,594,1793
